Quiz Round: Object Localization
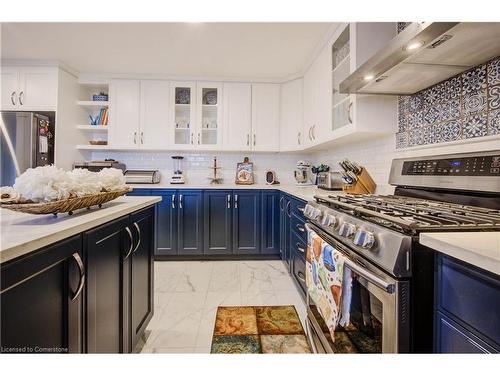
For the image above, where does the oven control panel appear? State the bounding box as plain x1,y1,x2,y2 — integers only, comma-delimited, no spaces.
402,155,500,176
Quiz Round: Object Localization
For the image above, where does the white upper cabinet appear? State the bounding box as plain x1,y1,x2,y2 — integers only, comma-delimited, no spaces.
109,80,141,148
140,80,170,149
330,23,398,142
280,78,303,151
223,82,252,151
169,81,223,150
302,45,330,147
170,81,197,149
251,83,280,152
1,66,57,111
196,82,223,149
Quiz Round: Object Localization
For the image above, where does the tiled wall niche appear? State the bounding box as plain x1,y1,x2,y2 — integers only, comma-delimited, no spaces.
395,56,500,149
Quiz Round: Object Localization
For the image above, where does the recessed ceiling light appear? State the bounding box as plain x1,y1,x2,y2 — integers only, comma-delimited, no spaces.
364,75,374,81
404,41,423,51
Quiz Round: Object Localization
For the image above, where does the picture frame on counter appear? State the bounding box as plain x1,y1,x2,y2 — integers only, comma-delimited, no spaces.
235,157,254,185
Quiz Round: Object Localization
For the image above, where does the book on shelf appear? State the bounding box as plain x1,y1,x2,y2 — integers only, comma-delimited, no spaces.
91,108,109,126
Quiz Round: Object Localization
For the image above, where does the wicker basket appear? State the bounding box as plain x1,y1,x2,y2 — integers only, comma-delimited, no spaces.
0,187,132,216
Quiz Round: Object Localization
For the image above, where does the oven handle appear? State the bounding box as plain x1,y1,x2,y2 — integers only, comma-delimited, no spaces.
305,223,395,294
344,258,395,294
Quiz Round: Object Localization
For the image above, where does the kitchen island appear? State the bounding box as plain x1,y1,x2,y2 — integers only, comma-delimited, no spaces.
0,196,161,353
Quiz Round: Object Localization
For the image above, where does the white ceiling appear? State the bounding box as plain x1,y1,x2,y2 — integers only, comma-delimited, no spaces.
1,22,334,79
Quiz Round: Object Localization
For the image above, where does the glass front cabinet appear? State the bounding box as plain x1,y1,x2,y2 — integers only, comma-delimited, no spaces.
170,81,223,149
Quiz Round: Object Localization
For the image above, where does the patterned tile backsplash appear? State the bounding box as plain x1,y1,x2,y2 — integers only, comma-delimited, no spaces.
395,56,500,149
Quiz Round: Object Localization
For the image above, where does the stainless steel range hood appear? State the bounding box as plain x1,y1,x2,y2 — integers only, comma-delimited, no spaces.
339,22,500,95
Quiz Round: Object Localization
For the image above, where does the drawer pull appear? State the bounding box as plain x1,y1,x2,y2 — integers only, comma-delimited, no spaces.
297,271,306,283
296,243,305,253
70,253,85,301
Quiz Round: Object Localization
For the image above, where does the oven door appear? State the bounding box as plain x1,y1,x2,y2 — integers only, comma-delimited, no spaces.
304,223,410,354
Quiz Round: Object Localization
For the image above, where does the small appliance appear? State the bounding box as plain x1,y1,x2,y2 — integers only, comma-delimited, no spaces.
124,170,160,184
294,161,313,186
1,112,55,186
170,156,185,184
265,170,279,185
316,171,343,190
73,159,126,172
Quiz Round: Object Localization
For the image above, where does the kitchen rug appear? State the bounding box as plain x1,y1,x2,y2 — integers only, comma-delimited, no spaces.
210,305,311,354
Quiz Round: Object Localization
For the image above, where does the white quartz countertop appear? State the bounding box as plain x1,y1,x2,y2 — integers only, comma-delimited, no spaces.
0,196,161,264
129,183,344,202
419,232,500,276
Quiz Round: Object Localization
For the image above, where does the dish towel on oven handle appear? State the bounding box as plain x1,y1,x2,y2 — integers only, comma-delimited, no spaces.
305,226,353,341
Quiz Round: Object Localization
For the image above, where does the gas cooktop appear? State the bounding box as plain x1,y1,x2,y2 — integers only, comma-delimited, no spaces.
314,194,500,235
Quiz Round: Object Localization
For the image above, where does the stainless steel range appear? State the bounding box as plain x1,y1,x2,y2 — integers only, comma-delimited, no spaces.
303,151,500,354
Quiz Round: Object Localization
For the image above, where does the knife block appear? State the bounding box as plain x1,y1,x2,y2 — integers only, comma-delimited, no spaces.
342,168,377,194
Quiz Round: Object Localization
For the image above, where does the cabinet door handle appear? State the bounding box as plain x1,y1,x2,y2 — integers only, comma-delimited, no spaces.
246,134,249,146
70,252,85,301
227,194,231,209
197,132,200,145
253,134,256,146
279,196,284,210
234,194,238,209
133,132,137,144
132,222,141,254
140,131,144,144
297,271,306,282
347,101,353,124
18,91,24,106
297,132,301,145
296,224,305,232
179,194,183,209
296,243,305,253
172,194,176,209
124,226,134,260
11,91,16,105
308,126,312,140
286,201,291,217
190,133,194,144
312,125,316,140
298,206,305,214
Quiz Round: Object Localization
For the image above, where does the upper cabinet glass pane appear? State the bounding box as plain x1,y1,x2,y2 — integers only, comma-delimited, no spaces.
174,86,192,145
200,87,219,145
175,87,191,104
332,25,351,131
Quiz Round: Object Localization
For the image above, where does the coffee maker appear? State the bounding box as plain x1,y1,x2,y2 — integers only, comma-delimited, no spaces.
294,161,313,186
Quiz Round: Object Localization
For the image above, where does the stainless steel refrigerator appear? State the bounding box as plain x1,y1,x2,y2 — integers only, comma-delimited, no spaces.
1,112,55,186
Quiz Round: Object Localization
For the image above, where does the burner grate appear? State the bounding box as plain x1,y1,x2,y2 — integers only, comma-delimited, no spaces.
316,194,500,234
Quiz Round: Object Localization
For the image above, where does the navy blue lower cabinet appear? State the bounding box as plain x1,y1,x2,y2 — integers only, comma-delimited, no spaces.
0,235,83,353
154,190,177,256
233,190,261,255
434,253,500,353
261,190,280,255
129,207,155,350
204,190,232,255
84,216,131,353
435,312,497,353
177,190,203,255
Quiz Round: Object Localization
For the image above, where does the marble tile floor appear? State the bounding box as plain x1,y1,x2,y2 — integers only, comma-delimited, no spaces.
138,260,307,354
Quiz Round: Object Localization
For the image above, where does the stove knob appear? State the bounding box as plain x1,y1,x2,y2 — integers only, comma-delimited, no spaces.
353,230,376,249
338,222,356,238
321,214,337,228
